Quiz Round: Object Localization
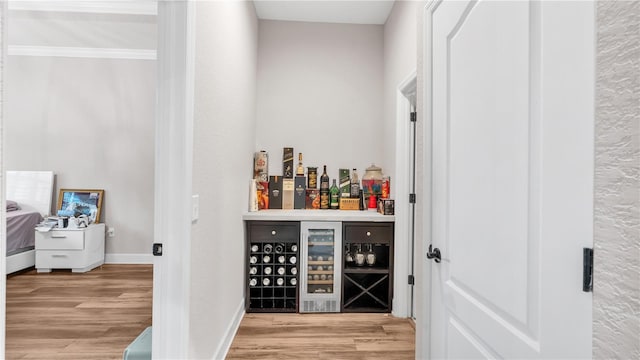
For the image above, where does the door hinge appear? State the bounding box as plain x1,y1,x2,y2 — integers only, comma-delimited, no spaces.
153,243,163,256
409,193,416,204
410,112,417,122
583,248,593,292
408,275,415,285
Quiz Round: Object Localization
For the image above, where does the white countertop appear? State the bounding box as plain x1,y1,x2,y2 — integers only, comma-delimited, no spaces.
242,209,395,222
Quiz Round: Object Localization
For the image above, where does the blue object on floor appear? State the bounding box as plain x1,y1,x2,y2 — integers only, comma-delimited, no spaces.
123,326,152,360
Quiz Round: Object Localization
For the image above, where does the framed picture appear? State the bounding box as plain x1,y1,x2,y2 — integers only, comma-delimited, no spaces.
57,189,104,223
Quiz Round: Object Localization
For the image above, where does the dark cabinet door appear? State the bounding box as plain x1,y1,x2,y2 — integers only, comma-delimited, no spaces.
246,221,300,312
342,222,394,313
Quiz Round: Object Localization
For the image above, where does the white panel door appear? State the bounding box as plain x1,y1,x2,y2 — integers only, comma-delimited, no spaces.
425,0,594,358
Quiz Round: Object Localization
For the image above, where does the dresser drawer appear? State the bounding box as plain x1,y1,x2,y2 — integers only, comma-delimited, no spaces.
36,250,86,268
343,222,393,244
248,221,300,242
35,230,84,250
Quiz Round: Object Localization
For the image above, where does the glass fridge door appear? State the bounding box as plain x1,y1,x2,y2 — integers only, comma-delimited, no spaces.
306,228,336,295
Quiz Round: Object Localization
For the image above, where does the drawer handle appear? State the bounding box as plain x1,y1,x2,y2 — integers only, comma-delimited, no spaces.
51,254,68,258
271,230,276,236
51,235,67,239
366,231,371,237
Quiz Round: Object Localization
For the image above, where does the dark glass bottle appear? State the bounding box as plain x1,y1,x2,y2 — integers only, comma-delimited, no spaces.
320,165,330,209
320,165,329,190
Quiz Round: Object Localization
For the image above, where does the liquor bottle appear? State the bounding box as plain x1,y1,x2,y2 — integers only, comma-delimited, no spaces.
320,166,330,209
350,168,360,198
330,179,340,209
296,153,304,176
320,165,330,190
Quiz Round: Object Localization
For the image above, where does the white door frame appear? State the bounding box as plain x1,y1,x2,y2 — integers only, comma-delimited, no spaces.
0,1,7,356
152,0,195,358
415,1,439,358
394,70,416,318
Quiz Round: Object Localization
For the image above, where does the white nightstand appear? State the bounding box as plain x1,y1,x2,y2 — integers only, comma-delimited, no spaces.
35,223,106,273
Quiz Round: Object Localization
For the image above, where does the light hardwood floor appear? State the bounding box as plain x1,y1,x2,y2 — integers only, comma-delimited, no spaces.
5,264,153,360
227,313,416,359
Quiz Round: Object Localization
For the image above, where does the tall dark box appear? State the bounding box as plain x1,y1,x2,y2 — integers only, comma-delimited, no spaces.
294,176,306,209
269,176,282,209
283,147,294,178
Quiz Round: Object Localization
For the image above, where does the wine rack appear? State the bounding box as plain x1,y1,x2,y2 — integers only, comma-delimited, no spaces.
342,222,394,312
246,221,300,312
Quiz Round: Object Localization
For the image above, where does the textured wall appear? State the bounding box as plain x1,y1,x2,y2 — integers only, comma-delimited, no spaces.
189,1,258,358
593,1,640,358
5,10,156,257
256,20,384,177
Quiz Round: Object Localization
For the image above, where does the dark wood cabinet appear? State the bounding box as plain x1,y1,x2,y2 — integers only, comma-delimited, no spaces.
341,222,394,313
246,221,300,312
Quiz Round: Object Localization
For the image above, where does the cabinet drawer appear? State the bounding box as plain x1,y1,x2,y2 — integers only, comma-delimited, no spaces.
343,223,393,244
36,231,84,250
248,222,300,242
36,250,84,268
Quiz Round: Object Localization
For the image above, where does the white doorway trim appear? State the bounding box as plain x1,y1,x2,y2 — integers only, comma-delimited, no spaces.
393,70,416,318
153,0,195,358
0,2,7,356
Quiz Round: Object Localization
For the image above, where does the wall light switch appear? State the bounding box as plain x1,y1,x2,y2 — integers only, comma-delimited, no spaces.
192,194,200,222
107,227,115,237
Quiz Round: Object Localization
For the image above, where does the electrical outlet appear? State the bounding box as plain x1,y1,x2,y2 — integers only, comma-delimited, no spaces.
107,227,115,237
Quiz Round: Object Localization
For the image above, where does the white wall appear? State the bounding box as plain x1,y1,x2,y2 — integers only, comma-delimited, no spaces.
593,1,640,358
5,9,156,257
256,20,384,180
189,1,258,358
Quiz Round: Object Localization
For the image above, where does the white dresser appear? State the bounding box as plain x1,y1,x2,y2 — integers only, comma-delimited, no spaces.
35,223,106,273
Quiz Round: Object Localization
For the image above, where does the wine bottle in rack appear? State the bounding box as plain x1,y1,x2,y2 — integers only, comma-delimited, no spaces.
275,243,285,254
249,267,258,275
263,255,271,263
289,255,297,264
291,244,298,252
251,244,259,252
290,267,297,275
249,278,258,287
278,255,286,264
277,267,286,275
250,256,258,264
290,278,297,286
277,278,284,286
262,278,271,286
264,267,272,275
264,244,273,253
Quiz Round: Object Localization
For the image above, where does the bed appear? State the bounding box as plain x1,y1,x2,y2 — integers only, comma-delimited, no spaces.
6,171,55,274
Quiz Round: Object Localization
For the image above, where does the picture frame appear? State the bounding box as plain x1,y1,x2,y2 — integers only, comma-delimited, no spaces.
57,189,104,224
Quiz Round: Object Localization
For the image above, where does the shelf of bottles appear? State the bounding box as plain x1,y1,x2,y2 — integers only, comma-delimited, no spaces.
300,222,342,313
246,222,300,312
342,223,394,313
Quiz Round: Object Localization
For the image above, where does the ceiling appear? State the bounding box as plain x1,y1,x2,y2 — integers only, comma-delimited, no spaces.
253,0,396,25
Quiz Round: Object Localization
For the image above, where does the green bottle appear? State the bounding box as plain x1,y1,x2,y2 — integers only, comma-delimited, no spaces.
330,179,340,209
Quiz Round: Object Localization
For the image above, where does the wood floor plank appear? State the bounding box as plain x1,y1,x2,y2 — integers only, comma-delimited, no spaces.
227,313,415,359
5,265,153,360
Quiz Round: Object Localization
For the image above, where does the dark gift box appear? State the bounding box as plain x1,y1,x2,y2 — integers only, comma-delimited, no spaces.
269,176,282,209
294,176,306,209
283,147,294,178
305,189,320,210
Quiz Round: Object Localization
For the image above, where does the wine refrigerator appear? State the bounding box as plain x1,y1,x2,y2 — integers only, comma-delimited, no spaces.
300,221,342,313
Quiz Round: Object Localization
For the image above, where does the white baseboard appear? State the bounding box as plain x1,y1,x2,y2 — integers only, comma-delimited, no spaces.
212,298,245,360
105,253,154,264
